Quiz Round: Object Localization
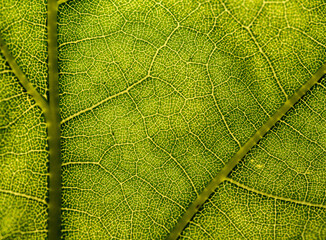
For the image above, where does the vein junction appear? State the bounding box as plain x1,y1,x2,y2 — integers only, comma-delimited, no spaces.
0,37,49,115
1,0,61,238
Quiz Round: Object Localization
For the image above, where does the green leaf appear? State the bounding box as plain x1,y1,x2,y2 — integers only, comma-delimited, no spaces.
1,0,326,239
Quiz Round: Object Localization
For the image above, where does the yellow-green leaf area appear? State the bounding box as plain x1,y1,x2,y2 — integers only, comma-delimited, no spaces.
0,0,48,238
1,0,326,239
58,0,326,239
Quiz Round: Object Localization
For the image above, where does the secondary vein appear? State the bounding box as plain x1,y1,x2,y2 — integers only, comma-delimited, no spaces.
225,177,326,209
166,63,326,240
0,37,49,114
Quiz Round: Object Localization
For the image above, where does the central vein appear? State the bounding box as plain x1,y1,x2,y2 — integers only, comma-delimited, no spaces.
167,63,326,240
47,0,61,239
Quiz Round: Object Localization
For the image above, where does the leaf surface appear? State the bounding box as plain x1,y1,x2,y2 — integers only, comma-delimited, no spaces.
0,0,48,238
1,0,326,239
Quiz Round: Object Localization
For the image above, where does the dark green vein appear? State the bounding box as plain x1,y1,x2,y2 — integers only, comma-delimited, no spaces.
0,37,49,114
166,63,326,240
47,0,61,239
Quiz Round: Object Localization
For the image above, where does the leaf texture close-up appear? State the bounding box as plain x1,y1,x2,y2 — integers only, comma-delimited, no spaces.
1,0,326,239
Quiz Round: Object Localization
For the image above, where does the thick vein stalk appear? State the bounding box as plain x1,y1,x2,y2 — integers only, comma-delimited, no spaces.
167,63,326,240
47,0,61,239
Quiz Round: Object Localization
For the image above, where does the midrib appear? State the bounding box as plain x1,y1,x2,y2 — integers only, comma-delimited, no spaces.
47,0,62,239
